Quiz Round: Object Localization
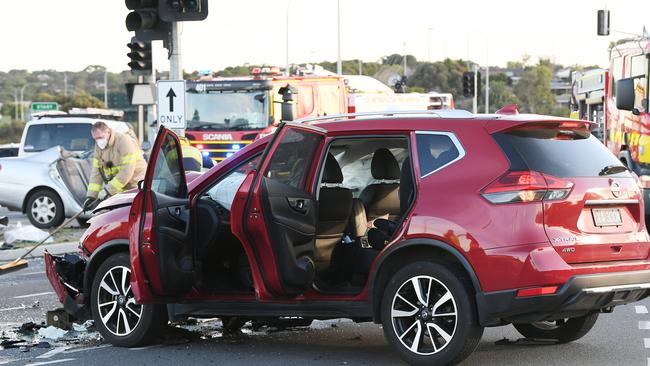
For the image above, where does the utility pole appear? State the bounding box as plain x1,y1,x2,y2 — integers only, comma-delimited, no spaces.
137,75,145,142
358,59,362,75
63,72,68,97
104,70,108,108
336,0,342,75
472,64,478,114
12,90,18,121
285,0,293,76
485,65,490,113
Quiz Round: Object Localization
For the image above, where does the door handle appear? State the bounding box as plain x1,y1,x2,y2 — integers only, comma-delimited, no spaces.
287,198,308,213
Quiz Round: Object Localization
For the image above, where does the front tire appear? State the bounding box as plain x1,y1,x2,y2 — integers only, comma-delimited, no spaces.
91,252,167,347
26,189,64,229
380,261,483,366
513,313,599,343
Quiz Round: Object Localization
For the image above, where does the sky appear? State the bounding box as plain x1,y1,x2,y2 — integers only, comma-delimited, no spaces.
0,0,648,73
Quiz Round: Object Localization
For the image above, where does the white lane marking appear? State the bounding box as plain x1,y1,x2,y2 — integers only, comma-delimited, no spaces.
37,346,68,359
13,291,54,299
647,357,650,366
129,344,161,351
645,338,650,348
28,359,75,366
640,321,650,330
64,344,112,354
17,271,44,276
636,305,649,314
0,305,27,312
0,360,17,365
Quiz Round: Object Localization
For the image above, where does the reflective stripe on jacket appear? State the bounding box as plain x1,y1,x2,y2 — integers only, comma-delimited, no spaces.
86,130,147,198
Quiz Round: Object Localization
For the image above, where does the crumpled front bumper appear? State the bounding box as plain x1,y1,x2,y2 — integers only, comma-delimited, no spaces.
44,251,90,320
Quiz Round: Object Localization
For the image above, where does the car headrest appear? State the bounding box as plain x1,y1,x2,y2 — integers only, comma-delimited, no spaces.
322,153,344,184
371,148,400,180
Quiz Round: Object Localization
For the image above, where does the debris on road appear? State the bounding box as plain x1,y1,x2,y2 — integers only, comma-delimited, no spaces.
47,308,74,330
4,223,53,245
38,326,68,340
18,321,43,335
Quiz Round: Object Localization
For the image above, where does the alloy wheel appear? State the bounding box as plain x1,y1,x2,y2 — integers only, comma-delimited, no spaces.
97,265,143,336
391,275,458,355
31,196,56,224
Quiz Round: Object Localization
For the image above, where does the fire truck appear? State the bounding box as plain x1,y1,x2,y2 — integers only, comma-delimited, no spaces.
570,68,608,142
184,67,347,163
603,37,650,209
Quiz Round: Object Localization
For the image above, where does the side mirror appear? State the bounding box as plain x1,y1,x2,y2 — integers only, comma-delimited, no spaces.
138,180,145,191
597,10,610,36
278,84,298,122
616,77,635,111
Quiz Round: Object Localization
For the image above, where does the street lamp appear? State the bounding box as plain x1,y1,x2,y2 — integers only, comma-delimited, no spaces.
19,83,48,122
336,0,341,75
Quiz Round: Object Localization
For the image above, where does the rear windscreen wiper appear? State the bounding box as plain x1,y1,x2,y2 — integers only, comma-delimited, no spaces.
598,164,627,176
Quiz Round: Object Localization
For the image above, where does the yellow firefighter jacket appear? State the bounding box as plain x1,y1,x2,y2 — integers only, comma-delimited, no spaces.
86,130,147,198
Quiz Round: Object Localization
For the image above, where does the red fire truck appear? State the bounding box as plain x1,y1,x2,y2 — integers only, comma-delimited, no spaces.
184,67,347,163
603,37,650,212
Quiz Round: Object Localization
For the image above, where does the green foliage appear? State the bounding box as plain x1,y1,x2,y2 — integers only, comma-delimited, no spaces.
32,91,105,111
407,59,468,97
0,120,25,144
513,61,556,114
487,80,519,112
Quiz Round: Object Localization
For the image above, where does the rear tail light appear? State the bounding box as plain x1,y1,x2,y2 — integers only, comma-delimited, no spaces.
481,171,573,204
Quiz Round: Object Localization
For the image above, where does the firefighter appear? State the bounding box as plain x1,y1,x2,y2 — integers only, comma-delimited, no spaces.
83,121,147,212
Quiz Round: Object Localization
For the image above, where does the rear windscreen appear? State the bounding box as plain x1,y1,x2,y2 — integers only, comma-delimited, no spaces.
24,124,93,152
494,129,630,178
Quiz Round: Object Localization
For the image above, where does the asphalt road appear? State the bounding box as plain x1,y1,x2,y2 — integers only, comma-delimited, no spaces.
1,257,650,366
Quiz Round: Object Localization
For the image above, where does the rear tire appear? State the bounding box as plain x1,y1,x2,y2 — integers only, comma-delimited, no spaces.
91,252,167,347
513,313,599,343
380,261,483,366
26,189,64,229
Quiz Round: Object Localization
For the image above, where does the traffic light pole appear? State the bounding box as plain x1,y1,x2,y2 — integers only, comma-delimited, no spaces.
169,22,182,80
168,21,185,137
472,64,478,114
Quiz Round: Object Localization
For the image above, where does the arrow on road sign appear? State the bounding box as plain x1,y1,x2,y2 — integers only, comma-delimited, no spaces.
166,88,177,112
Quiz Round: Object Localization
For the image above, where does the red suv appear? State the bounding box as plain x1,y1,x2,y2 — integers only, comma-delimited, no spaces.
46,109,650,366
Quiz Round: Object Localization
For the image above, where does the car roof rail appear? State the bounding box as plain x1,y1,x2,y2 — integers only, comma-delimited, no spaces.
293,109,475,124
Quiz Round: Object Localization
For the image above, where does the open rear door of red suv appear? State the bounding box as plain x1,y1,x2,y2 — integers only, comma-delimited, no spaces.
129,126,191,303
492,121,650,264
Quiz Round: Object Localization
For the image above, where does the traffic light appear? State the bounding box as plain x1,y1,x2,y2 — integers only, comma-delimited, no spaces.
159,0,209,22
462,72,474,97
127,39,152,75
462,71,482,98
125,0,171,42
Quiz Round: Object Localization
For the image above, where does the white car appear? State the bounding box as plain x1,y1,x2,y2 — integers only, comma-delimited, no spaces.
0,116,132,228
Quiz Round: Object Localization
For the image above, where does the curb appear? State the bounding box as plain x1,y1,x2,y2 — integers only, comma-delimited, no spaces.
0,242,78,261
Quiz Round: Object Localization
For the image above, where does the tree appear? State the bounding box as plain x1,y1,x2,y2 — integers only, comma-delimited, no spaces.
513,61,556,114
488,80,519,112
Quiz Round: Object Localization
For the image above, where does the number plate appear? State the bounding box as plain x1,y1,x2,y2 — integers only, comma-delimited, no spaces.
592,208,623,227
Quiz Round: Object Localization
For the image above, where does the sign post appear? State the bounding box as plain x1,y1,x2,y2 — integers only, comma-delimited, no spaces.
30,102,59,113
156,80,186,134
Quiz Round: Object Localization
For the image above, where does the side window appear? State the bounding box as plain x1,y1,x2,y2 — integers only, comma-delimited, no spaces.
631,55,648,110
318,84,343,116
265,128,322,189
206,154,261,210
151,134,185,197
416,133,462,177
612,57,623,97
297,85,315,117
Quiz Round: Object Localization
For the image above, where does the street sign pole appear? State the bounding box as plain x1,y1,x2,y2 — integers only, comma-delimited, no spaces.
169,21,184,136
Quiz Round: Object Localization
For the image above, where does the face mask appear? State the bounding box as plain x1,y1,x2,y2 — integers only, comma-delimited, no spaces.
96,138,108,150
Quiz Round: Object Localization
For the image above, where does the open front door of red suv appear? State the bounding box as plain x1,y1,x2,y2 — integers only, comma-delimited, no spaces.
128,126,192,303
